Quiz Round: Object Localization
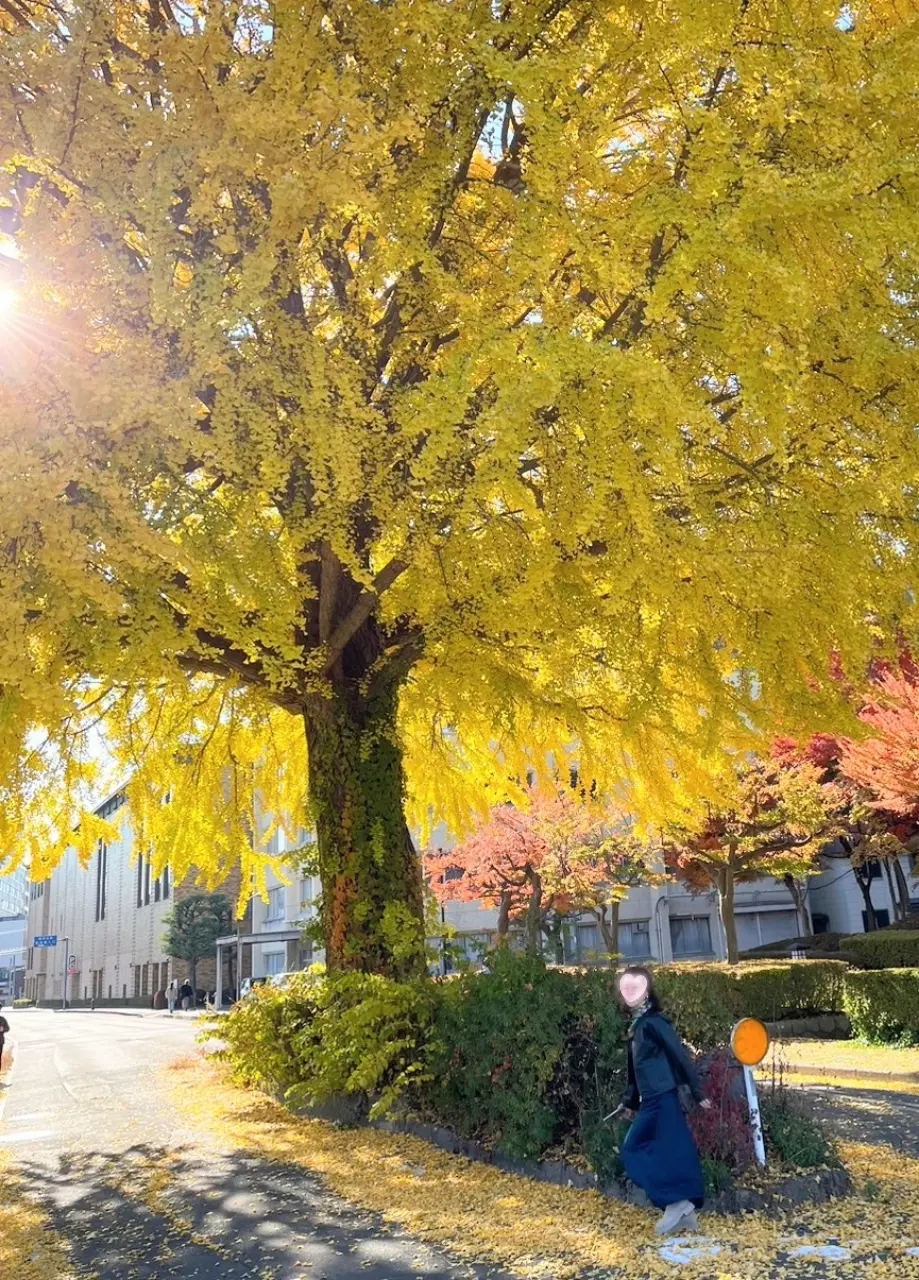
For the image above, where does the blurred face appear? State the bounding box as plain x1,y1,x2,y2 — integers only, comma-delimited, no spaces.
619,971,649,1009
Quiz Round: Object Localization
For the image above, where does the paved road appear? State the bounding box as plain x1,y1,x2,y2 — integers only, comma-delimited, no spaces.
3,1009,508,1280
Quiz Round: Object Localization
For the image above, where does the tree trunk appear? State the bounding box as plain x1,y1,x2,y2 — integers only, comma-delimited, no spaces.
304,682,426,979
496,889,512,941
853,864,878,931
782,874,813,937
189,958,197,992
542,913,566,964
716,867,739,965
883,859,903,921
524,867,543,957
894,856,913,920
595,901,620,965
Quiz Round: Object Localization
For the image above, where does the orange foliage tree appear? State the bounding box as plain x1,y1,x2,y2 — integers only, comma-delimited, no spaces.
424,789,655,962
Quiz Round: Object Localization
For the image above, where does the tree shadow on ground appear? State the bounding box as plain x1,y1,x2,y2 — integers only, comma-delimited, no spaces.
12,1142,510,1280
797,1084,919,1157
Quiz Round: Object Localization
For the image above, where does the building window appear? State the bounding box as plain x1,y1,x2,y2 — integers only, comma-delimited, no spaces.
141,963,149,996
151,962,160,993
670,916,714,959
863,908,891,931
619,920,652,960
133,966,141,998
95,841,107,922
137,857,144,908
265,887,285,923
144,861,151,906
264,951,285,975
162,866,170,899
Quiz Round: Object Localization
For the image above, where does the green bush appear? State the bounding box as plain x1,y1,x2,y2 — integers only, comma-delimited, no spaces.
656,961,847,1049
12,997,34,1008
430,952,587,1159
842,968,919,1043
213,952,843,1185
287,971,440,1117
842,931,919,971
210,968,439,1117
760,1083,839,1168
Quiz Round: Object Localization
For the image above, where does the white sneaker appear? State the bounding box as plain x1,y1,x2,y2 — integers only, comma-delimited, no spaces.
655,1200,696,1236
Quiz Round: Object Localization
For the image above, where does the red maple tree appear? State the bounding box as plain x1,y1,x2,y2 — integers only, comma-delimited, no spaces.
424,788,655,961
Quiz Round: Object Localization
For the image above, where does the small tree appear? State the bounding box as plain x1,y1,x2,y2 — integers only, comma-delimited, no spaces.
424,802,551,957
663,760,835,964
424,787,657,962
533,795,660,962
779,721,919,927
163,892,233,994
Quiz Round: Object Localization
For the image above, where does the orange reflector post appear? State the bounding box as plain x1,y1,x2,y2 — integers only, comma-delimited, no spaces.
731,1017,770,1067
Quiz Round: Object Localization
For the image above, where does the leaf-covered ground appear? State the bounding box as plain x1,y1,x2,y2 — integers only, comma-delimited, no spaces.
165,1057,919,1279
767,1039,919,1078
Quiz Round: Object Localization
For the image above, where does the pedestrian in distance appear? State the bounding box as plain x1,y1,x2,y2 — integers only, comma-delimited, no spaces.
166,977,178,1015
613,965,711,1237
179,979,193,1012
0,1003,9,1071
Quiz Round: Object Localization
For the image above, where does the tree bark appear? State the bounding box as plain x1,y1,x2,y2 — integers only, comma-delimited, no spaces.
496,889,512,941
883,859,903,921
716,866,739,965
304,680,426,979
524,866,543,957
595,900,620,964
853,863,878,931
782,874,813,936
894,856,913,919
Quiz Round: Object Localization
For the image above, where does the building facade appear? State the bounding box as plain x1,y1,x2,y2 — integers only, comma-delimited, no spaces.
0,862,28,1000
24,790,246,1007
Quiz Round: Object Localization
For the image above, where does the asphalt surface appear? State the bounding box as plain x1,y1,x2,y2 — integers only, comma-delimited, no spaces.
3,1009,508,1280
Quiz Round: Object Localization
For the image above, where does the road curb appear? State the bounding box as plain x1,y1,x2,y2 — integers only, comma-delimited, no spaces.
771,1063,919,1084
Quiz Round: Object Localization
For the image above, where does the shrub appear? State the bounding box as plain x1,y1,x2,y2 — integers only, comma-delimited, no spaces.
208,968,439,1116
687,1052,754,1180
429,951,578,1159
842,931,919,971
842,968,919,1043
656,961,847,1050
286,971,440,1117
213,952,840,1189
12,997,34,1008
760,1079,839,1168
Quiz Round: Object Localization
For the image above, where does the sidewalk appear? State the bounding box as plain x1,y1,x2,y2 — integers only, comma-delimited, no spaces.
762,1038,919,1085
50,1007,207,1020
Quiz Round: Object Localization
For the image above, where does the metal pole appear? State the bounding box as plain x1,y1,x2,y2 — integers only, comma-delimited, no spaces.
743,1065,766,1167
60,936,69,1010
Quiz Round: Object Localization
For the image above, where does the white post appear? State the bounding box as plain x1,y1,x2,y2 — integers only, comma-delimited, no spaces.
743,1065,766,1167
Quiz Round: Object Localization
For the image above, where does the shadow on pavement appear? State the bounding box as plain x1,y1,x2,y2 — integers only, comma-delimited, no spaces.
13,1143,509,1280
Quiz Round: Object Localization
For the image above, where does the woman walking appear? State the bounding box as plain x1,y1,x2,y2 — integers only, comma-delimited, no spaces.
617,965,710,1236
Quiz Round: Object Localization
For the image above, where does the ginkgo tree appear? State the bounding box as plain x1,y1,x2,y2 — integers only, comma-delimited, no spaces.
1,0,919,976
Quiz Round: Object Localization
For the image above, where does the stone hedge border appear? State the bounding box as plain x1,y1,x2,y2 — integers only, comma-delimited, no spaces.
288,1093,851,1218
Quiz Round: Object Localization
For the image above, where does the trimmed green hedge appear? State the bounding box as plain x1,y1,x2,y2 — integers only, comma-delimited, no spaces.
842,968,919,1043
842,931,919,971
656,961,847,1049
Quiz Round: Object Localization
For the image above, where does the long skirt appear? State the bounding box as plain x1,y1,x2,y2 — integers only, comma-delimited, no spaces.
621,1088,705,1210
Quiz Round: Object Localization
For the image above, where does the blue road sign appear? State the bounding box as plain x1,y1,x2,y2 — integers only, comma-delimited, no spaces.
33,935,58,947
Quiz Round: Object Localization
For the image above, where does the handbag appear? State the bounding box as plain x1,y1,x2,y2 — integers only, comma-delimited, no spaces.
678,1082,698,1115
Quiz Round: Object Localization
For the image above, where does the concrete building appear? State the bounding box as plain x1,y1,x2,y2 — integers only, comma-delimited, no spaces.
437,853,919,965
0,862,29,1000
24,790,247,1007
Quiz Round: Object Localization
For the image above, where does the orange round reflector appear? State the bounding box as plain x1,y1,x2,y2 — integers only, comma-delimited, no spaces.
731,1017,770,1066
